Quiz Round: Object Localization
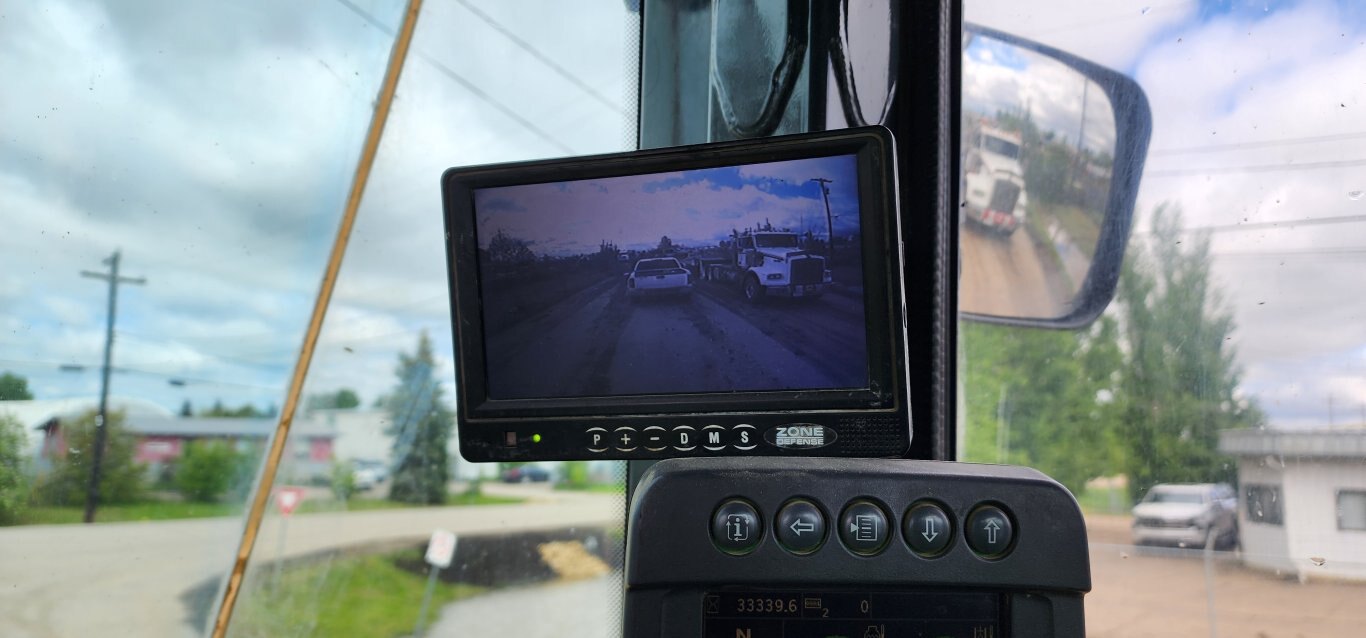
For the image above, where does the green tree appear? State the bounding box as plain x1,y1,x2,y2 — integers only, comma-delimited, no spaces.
330,461,357,501
0,413,28,524
385,332,453,505
308,389,361,410
960,315,1122,495
1114,205,1263,502
202,401,265,418
175,440,251,503
0,372,34,400
34,409,145,506
486,229,536,264
179,400,193,417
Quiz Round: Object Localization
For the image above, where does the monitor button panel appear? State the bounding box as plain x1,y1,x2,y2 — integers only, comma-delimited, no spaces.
625,458,1089,638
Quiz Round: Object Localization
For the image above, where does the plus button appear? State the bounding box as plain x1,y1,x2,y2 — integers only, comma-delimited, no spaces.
613,427,638,452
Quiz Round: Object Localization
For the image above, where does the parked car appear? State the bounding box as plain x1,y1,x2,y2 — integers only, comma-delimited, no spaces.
626,257,693,299
1131,483,1238,549
501,465,553,483
350,459,387,491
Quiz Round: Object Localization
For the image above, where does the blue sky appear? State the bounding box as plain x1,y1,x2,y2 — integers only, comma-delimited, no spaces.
474,154,861,257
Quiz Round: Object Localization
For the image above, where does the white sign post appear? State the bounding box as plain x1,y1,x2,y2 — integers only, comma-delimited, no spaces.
270,486,307,589
414,529,457,637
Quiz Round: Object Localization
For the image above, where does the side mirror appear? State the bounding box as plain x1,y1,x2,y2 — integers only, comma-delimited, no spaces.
959,24,1151,328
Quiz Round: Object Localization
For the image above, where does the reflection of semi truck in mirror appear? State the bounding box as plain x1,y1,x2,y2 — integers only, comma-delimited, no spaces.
691,230,832,302
963,121,1028,236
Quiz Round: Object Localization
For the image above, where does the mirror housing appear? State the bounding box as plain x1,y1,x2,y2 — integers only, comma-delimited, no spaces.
959,24,1152,328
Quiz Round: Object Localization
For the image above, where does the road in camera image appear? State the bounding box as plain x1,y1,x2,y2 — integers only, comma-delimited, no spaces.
482,267,868,399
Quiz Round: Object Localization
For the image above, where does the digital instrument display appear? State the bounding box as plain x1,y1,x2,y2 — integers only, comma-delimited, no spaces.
702,590,1002,637
442,128,910,462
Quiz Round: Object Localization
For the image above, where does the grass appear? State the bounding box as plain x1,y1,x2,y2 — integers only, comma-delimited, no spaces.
18,501,242,525
554,482,626,494
230,549,484,638
1076,485,1133,515
9,492,524,526
1046,202,1102,258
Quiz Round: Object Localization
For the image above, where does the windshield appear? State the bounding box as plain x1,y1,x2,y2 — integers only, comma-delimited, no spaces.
3,1,1364,637
754,234,800,248
982,135,1021,159
635,259,681,272
1144,490,1205,505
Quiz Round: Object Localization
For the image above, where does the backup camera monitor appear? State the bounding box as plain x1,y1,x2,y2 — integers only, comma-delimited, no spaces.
442,127,909,462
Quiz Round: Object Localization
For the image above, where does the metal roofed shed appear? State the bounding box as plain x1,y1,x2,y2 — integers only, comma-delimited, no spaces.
1218,427,1366,582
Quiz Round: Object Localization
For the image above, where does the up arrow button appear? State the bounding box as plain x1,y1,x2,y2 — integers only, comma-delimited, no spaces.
966,505,1015,558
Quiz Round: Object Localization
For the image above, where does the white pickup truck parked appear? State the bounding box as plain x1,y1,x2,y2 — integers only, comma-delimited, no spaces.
626,257,693,299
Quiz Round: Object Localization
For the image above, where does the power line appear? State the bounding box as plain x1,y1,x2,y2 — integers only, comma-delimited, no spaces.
0,357,280,391
1212,247,1366,259
1146,157,1366,177
452,0,624,115
1151,131,1366,156
1136,213,1366,236
331,0,577,154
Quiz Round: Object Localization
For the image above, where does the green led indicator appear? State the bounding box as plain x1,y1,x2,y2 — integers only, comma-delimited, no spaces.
532,433,542,443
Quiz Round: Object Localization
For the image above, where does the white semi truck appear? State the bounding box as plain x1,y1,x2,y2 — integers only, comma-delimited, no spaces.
693,231,832,302
963,122,1028,236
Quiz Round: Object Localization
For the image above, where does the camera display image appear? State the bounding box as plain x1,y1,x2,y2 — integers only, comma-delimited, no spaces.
473,154,868,399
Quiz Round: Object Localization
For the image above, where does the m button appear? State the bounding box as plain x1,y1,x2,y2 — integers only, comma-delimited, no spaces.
702,425,728,451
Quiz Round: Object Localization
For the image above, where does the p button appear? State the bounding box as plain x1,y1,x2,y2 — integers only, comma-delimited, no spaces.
586,427,608,453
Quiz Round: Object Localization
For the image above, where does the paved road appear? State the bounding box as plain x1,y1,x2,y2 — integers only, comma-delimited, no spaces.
485,274,868,399
0,494,620,638
1084,514,1366,637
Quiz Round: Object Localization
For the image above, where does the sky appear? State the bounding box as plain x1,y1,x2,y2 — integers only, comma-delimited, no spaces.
0,0,1362,440
472,155,860,257
963,35,1119,156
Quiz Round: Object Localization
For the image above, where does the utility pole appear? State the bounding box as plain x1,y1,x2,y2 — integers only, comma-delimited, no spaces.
811,178,835,260
80,250,146,523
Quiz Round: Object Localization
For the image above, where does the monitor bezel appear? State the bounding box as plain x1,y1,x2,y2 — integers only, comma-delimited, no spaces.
442,127,907,427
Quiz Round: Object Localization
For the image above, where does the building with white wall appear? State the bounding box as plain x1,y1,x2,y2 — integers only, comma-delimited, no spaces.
1219,428,1366,582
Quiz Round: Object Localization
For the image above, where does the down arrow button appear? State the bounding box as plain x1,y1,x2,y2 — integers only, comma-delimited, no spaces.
902,502,953,557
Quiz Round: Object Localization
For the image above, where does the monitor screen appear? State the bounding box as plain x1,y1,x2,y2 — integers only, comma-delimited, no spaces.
442,127,909,462
471,154,867,400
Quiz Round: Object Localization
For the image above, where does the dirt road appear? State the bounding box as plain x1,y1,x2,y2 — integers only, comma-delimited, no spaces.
485,274,868,398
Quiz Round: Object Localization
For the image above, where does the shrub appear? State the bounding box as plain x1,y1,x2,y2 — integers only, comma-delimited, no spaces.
33,409,145,506
0,413,27,524
330,461,357,501
175,440,251,503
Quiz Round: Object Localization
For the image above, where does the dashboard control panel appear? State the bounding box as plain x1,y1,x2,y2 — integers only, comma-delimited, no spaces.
625,458,1090,637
